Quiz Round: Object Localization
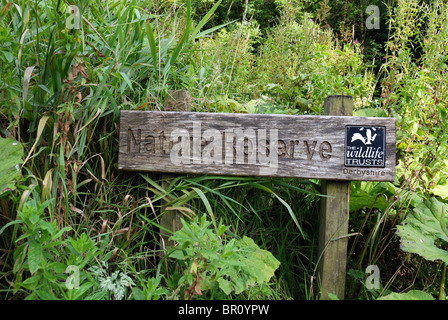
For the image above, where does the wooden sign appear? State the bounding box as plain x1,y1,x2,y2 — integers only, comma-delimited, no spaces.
118,111,396,182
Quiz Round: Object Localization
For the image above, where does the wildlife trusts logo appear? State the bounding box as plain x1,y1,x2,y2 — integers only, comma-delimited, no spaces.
345,126,385,167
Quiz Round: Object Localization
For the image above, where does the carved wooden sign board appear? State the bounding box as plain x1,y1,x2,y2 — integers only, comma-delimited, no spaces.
118,111,396,182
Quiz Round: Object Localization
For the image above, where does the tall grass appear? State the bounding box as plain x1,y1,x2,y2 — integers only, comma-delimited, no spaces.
0,0,323,300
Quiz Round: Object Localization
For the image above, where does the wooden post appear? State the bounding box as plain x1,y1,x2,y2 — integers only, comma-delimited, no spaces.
318,95,353,300
159,90,192,249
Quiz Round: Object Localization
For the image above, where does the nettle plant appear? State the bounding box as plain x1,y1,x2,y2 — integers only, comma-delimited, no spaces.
9,198,102,299
167,216,280,299
8,197,143,300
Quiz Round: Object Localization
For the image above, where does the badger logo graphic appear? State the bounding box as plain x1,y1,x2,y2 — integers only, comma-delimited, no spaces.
350,128,378,145
345,126,385,167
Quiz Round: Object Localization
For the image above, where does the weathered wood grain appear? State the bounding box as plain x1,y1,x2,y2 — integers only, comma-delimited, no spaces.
159,90,191,251
318,95,352,300
118,110,396,182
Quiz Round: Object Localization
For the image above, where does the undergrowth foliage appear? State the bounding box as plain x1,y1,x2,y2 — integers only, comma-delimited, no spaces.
0,0,447,300
167,216,280,299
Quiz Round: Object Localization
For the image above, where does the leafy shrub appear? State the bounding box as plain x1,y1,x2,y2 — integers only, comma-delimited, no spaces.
7,198,102,299
381,0,448,196
250,4,375,113
167,216,280,299
5,196,168,300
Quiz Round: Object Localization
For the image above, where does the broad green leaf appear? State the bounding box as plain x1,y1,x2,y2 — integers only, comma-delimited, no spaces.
350,182,389,212
13,243,27,273
217,277,233,295
216,266,254,295
48,262,67,274
238,236,280,283
378,290,435,300
0,137,24,196
354,108,387,118
28,239,43,274
432,184,448,200
38,219,56,234
35,289,60,300
22,274,42,286
132,287,145,300
396,197,448,264
214,236,280,295
350,190,387,212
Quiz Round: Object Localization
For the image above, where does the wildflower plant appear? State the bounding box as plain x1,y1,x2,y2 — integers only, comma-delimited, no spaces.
89,261,135,300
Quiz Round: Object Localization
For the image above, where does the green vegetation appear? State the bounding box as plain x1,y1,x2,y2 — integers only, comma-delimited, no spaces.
168,215,280,299
0,0,447,300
